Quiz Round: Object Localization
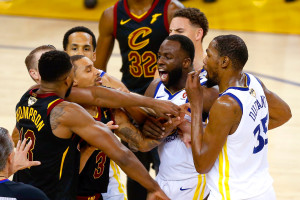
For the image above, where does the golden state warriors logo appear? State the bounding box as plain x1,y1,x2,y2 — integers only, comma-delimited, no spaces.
128,27,152,50
250,88,256,97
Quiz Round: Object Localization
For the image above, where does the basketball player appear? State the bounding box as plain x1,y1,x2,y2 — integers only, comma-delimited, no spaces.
186,34,292,199
141,35,219,200
14,50,170,200
63,26,128,91
95,1,184,198
71,55,181,200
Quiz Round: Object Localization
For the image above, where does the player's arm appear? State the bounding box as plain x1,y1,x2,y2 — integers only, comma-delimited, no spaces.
12,126,19,147
94,6,115,71
101,73,129,92
259,79,292,130
66,86,181,119
186,71,240,174
113,109,180,152
51,102,169,199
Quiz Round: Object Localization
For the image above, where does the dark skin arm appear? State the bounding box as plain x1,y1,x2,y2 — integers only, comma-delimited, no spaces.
50,101,169,200
259,79,292,129
186,71,242,173
65,86,181,119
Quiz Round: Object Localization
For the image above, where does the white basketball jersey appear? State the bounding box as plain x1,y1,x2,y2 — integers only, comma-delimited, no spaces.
154,81,203,181
207,73,273,199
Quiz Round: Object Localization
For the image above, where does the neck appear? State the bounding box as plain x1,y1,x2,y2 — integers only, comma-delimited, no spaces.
167,70,191,94
37,82,66,99
219,71,245,93
83,105,98,117
193,43,205,71
127,0,154,14
0,172,8,179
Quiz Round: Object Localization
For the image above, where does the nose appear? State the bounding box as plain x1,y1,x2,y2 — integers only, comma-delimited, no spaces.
93,67,100,76
157,56,164,66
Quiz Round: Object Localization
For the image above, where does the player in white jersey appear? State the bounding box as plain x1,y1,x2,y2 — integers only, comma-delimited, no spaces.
186,34,292,199
143,35,218,200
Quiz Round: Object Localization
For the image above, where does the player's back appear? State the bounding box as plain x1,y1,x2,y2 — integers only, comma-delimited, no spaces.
14,89,80,200
114,0,170,94
207,73,273,199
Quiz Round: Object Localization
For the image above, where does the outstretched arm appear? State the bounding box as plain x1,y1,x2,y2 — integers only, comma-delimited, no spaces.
94,6,115,71
66,86,180,119
260,80,292,129
52,102,169,199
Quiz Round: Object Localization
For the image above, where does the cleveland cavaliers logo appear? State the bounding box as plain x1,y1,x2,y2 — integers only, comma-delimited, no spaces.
128,27,152,50
28,96,37,106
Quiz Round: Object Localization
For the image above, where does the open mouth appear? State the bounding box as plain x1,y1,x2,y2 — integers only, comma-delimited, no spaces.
95,77,102,86
158,69,168,82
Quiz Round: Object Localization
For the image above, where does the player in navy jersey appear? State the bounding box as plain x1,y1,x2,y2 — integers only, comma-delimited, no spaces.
14,50,170,200
95,1,184,198
186,35,291,199
72,55,180,200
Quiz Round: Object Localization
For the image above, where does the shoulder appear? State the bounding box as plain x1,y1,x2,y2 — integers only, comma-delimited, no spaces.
51,101,85,118
144,78,161,97
5,181,49,199
99,5,114,30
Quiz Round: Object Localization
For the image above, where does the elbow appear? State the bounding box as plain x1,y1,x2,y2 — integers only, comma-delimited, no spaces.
194,160,213,174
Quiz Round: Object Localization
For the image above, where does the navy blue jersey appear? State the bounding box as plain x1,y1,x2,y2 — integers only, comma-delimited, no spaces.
77,107,114,197
14,89,80,200
114,0,170,94
0,179,49,200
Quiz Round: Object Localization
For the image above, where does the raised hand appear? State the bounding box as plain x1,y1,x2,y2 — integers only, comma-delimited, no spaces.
13,139,41,175
185,71,203,105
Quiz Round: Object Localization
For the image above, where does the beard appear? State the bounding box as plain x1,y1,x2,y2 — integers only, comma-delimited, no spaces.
165,66,182,88
206,73,218,88
65,82,73,98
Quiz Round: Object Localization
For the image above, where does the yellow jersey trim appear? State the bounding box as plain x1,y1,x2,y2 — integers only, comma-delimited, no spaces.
59,147,69,180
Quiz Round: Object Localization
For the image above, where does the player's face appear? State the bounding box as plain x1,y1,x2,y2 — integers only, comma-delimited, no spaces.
65,67,75,98
73,57,101,88
203,40,220,87
65,32,96,62
157,40,184,88
169,17,198,45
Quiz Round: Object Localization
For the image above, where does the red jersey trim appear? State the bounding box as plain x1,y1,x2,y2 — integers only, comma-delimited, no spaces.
123,0,160,23
164,0,171,32
113,1,119,38
47,99,64,116
29,89,58,98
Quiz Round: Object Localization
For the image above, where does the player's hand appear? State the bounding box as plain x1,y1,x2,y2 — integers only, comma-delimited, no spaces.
146,189,170,200
106,121,119,130
142,117,165,139
13,139,41,174
151,99,181,119
186,71,203,106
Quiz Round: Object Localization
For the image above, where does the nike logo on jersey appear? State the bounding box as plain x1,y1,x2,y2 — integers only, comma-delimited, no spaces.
180,187,192,191
150,13,162,24
120,18,131,25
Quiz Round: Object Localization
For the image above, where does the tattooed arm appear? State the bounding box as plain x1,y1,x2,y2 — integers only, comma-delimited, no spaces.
113,109,181,152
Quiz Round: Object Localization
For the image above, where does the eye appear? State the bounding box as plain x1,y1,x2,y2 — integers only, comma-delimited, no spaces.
71,47,77,51
84,47,90,51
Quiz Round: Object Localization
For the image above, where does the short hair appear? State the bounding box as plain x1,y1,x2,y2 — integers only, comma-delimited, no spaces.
213,34,248,70
70,55,85,72
38,50,73,82
25,45,56,71
63,26,96,51
173,8,209,41
165,34,195,65
0,127,13,171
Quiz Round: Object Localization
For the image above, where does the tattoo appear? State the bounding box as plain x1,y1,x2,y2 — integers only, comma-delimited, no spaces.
50,103,66,131
119,127,162,151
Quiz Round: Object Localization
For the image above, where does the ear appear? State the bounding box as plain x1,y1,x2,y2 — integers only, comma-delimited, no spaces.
221,56,230,68
183,58,192,69
8,151,14,165
29,69,39,81
195,28,203,42
92,51,96,62
73,78,78,87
